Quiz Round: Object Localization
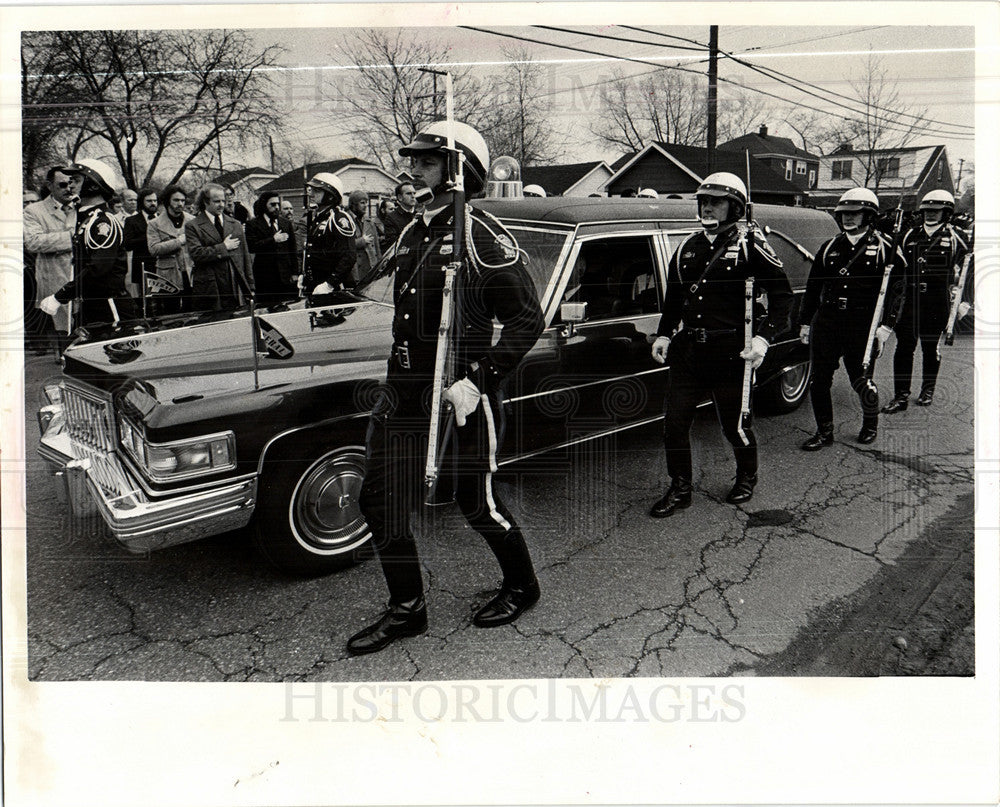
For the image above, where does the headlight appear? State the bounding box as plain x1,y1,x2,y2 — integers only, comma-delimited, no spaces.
43,383,63,405
119,416,236,481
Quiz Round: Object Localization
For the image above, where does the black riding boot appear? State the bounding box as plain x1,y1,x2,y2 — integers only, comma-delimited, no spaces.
474,529,540,628
346,596,427,655
649,477,693,518
801,423,834,451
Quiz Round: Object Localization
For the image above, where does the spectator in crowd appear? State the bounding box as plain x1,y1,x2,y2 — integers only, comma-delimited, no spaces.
348,190,381,283
223,184,250,225
280,199,295,219
283,197,308,285
146,185,194,315
108,194,125,221
22,187,43,352
246,190,298,308
122,188,159,299
122,189,138,216
380,181,418,250
24,165,82,337
40,159,135,330
185,183,253,311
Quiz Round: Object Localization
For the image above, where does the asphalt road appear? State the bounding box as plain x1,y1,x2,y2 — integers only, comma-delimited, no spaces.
18,335,975,681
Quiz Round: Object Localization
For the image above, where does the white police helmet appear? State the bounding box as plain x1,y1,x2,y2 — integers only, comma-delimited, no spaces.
399,120,490,194
834,187,879,230
308,172,345,204
919,189,955,218
69,158,119,200
637,187,659,199
696,172,747,223
522,184,546,198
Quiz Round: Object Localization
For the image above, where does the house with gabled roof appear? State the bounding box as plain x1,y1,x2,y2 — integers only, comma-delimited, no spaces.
604,141,805,205
812,143,955,211
520,160,615,197
212,166,278,210
718,125,821,192
259,158,401,216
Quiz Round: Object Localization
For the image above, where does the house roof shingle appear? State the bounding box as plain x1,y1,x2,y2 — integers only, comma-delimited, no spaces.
718,132,817,161
520,161,607,195
259,158,379,192
213,166,274,186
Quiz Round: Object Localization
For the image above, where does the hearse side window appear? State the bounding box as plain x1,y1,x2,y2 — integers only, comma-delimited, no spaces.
505,226,573,301
556,236,660,322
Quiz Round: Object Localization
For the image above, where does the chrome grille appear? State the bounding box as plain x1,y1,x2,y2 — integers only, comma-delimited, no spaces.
62,382,117,452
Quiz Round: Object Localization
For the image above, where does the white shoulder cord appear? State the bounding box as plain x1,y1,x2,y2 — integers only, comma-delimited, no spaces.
83,210,124,250
465,206,529,270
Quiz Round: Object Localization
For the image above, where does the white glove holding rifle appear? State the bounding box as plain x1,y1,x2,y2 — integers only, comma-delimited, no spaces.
443,377,481,427
739,335,769,370
799,325,811,345
875,325,894,356
40,295,62,316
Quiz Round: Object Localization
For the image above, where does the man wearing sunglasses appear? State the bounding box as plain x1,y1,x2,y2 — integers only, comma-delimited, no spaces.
23,166,82,336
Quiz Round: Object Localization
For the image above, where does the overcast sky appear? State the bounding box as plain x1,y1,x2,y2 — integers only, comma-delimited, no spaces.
253,24,975,182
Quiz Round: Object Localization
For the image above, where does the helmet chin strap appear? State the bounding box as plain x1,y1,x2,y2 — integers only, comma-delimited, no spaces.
700,216,721,232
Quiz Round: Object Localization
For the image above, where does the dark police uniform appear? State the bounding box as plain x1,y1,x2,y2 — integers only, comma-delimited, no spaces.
304,205,357,291
52,203,135,328
892,223,969,400
799,228,906,427
657,224,791,482
358,206,545,606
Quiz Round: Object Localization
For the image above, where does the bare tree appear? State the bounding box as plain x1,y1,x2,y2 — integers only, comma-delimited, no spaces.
592,68,706,152
330,30,497,170
21,30,284,189
716,82,774,144
477,48,563,166
821,54,929,188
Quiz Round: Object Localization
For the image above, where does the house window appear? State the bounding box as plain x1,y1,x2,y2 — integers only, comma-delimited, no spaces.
795,161,806,175
808,170,816,189
832,160,852,180
785,160,793,181
876,156,900,178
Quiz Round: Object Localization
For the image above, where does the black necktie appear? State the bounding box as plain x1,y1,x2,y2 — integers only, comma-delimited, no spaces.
214,215,224,237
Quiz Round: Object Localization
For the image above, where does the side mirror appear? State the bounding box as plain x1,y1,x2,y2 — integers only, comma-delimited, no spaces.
560,302,587,323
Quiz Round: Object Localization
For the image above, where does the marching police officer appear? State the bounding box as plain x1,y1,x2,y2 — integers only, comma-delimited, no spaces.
882,190,969,411
346,121,545,656
304,173,357,294
649,172,792,517
39,159,135,330
799,188,906,449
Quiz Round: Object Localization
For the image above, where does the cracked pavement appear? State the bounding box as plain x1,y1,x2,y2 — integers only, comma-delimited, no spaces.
19,338,975,681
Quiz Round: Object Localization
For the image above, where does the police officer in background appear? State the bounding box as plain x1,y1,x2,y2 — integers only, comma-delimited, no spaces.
39,159,135,330
303,173,357,294
649,172,791,518
799,188,906,449
347,121,545,655
882,190,969,412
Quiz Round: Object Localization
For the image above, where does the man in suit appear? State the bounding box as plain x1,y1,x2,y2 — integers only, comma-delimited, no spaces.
23,165,82,335
185,183,252,311
246,190,297,308
379,181,418,251
122,188,159,299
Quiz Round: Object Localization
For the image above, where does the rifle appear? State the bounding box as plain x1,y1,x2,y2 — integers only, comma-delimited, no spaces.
943,224,973,346
737,151,754,447
861,198,904,376
69,212,85,336
300,166,313,297
423,70,465,503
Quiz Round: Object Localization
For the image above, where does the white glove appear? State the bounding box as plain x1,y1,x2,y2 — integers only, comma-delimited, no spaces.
40,295,62,316
651,336,670,364
740,335,769,370
958,301,971,319
799,325,811,345
875,324,894,356
443,377,481,427
312,281,335,295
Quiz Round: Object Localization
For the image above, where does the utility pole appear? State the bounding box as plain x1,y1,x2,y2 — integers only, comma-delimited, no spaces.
268,135,276,174
707,25,719,174
956,158,964,193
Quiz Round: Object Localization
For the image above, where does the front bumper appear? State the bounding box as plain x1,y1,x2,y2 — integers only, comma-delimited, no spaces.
38,423,257,554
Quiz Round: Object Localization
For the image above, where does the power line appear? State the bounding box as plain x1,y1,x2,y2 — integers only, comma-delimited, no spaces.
614,25,973,133
466,26,972,144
